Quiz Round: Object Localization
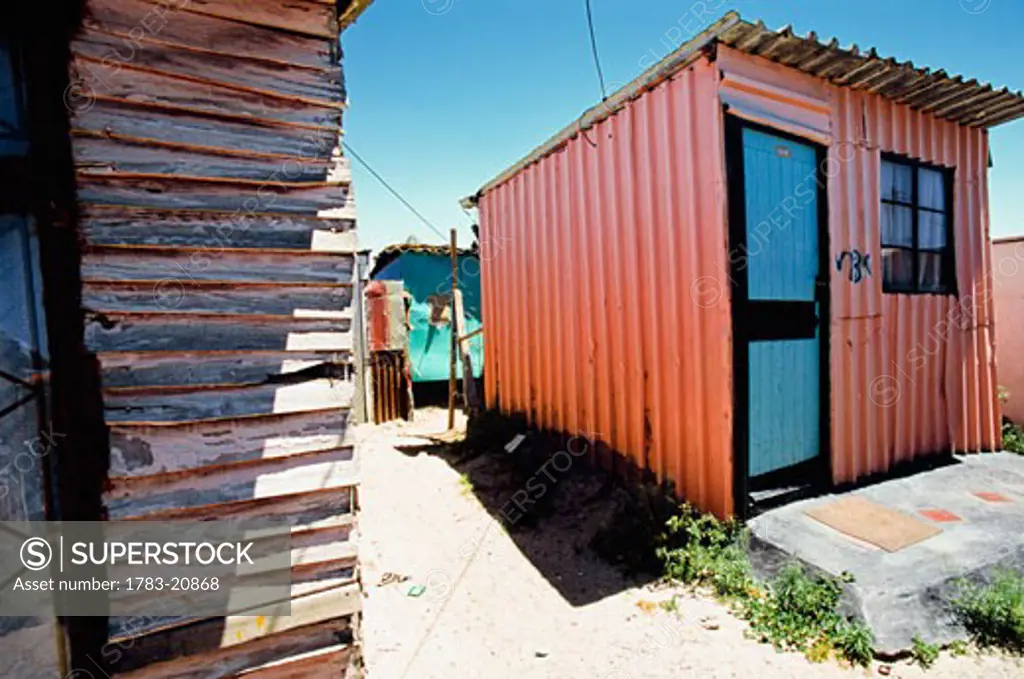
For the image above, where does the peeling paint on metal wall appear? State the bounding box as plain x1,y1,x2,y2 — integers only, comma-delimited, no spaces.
479,59,735,517
69,0,363,675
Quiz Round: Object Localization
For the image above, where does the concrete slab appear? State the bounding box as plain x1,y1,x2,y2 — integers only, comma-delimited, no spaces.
747,453,1024,655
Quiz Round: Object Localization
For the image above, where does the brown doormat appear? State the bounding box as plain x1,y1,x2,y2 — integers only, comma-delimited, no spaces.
805,496,942,552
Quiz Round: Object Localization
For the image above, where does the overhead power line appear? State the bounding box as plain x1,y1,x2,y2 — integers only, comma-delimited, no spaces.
584,0,608,100
342,141,447,243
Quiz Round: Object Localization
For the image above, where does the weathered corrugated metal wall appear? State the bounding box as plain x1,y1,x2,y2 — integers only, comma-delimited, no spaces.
479,43,1003,517
993,237,1024,423
479,58,735,517
717,46,1001,485
69,0,362,675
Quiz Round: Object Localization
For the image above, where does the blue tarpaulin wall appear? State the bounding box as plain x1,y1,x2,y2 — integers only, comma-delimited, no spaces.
373,251,484,383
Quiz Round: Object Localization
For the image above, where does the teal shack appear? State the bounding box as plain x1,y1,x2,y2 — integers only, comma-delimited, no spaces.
370,243,484,385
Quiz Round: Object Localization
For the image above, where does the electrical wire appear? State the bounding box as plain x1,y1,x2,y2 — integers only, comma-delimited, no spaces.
584,0,608,100
342,141,447,243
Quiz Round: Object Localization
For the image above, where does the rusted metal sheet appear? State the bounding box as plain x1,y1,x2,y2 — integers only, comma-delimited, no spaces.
993,237,1024,423
108,407,352,476
84,0,339,68
182,0,340,39
369,351,412,423
70,0,364,675
73,103,339,159
97,350,352,388
364,281,413,422
478,58,734,517
79,206,356,250
83,281,354,315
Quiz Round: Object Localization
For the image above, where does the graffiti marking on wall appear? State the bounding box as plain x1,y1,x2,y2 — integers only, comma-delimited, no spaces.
835,249,872,283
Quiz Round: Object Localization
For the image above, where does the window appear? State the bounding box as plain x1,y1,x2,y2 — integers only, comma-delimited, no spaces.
880,156,955,294
0,37,28,156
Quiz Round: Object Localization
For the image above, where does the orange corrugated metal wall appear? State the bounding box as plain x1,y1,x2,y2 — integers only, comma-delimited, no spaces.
993,238,1024,423
831,88,1001,481
717,46,1001,486
479,47,1002,518
479,58,735,517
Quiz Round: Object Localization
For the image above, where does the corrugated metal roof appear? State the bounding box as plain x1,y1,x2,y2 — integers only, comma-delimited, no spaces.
339,0,374,30
464,11,1024,206
718,17,1024,128
370,242,477,278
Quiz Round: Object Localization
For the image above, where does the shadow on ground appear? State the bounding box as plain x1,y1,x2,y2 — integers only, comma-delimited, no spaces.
394,426,660,607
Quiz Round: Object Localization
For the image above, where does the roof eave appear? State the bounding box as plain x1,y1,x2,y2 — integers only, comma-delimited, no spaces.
339,0,373,31
463,11,1024,207
461,11,743,207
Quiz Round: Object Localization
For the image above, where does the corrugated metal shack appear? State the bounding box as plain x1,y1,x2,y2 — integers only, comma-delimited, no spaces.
370,243,484,384
993,236,1024,424
0,1,373,677
465,11,1023,518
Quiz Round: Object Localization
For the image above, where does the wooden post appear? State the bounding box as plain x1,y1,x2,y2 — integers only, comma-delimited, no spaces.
447,228,458,430
453,289,480,415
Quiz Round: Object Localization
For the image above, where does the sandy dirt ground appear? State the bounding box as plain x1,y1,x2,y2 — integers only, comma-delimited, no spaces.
358,408,1022,679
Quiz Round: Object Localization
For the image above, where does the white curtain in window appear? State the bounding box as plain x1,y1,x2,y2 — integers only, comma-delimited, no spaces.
918,211,947,250
918,168,946,212
882,248,914,289
882,161,913,203
918,252,944,290
881,204,913,246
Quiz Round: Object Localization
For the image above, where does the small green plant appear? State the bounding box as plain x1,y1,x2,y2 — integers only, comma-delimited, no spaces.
806,639,832,663
952,569,1024,654
457,473,474,495
831,621,875,667
948,639,969,657
648,504,875,666
740,564,873,666
660,595,679,614
1003,419,1024,454
911,635,940,669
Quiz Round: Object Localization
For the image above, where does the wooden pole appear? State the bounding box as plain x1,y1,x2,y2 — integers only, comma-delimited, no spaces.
447,228,458,430
454,289,480,416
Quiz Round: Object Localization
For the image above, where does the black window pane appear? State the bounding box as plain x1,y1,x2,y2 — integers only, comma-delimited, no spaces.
0,40,27,156
882,248,914,290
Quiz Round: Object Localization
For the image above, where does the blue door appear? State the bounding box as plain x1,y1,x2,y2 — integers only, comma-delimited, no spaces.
735,127,824,479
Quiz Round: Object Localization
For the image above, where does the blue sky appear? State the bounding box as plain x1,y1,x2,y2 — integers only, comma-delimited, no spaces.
342,0,1024,252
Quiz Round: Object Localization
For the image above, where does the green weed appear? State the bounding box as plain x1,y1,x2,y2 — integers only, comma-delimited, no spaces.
911,635,940,669
741,564,873,666
948,639,969,657
952,569,1024,654
660,595,679,614
650,505,874,666
1002,419,1024,454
